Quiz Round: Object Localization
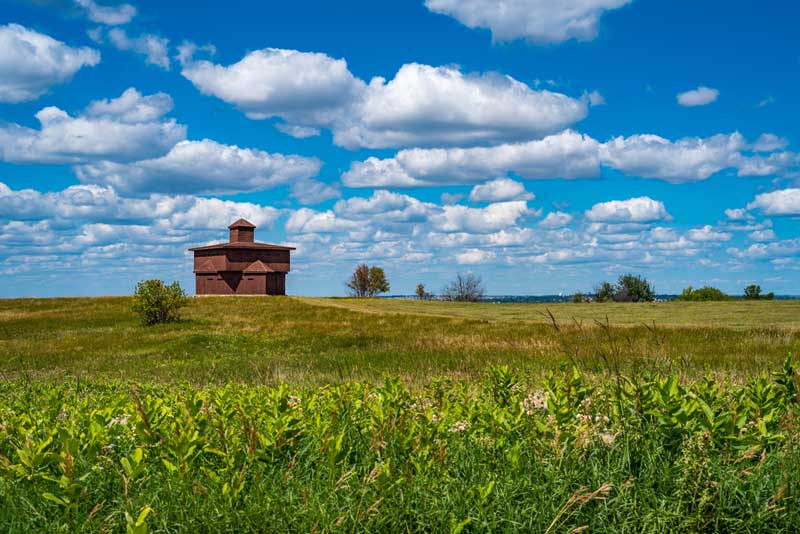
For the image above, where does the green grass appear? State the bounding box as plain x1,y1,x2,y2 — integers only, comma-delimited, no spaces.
1,296,799,532
309,297,800,329
0,297,798,385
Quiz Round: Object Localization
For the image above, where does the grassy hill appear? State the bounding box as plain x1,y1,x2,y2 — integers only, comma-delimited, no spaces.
0,296,798,384
1,297,799,532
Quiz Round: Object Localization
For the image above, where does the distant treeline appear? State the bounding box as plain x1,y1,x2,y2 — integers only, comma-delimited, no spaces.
570,278,778,303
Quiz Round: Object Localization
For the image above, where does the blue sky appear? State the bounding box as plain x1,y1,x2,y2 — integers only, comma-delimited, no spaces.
1,0,799,297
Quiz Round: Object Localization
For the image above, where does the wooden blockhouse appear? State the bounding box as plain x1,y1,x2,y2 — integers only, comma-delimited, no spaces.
189,219,294,295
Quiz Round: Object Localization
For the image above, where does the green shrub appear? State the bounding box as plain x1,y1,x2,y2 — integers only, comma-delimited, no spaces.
744,284,775,300
594,274,656,302
132,279,188,325
678,285,731,301
571,292,584,303
594,281,616,302
615,273,656,302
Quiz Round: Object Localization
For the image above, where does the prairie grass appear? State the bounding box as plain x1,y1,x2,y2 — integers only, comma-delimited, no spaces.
0,297,797,385
1,296,799,532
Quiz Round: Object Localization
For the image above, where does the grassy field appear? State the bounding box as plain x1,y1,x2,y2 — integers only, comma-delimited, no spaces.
307,297,800,329
1,297,798,385
1,296,799,532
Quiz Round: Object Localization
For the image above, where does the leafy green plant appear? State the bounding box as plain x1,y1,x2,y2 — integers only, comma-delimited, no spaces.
1,358,799,532
678,285,731,301
131,279,187,326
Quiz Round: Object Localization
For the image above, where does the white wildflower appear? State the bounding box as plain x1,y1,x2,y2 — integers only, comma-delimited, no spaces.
521,392,547,415
448,421,470,433
107,414,130,428
287,395,301,409
599,432,616,446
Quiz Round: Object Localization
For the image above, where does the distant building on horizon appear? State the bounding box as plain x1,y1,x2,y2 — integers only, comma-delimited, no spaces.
189,219,294,295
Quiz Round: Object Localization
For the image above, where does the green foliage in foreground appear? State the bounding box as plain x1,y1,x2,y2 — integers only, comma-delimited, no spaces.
678,285,732,302
131,280,188,326
1,360,799,533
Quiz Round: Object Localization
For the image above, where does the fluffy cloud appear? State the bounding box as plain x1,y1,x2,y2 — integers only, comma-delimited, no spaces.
86,87,173,122
599,133,745,182
0,182,281,230
0,23,100,103
430,201,530,233
746,188,800,216
753,133,789,153
181,51,588,149
748,229,776,242
344,130,790,188
75,0,136,25
181,48,364,126
75,139,322,196
724,208,752,221
333,191,433,222
468,178,533,202
424,0,633,44
728,239,800,260
104,28,170,69
456,248,496,264
676,86,719,107
538,211,573,228
686,225,732,242
343,130,601,187
0,88,185,164
285,209,360,234
735,151,800,177
335,63,588,149
585,196,670,223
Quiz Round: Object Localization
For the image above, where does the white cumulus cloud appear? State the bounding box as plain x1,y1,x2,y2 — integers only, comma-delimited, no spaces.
538,211,573,229
343,130,601,187
105,28,170,69
336,63,588,149
468,178,533,202
585,196,670,223
431,201,529,233
676,86,719,107
181,50,588,149
0,23,100,103
746,188,800,216
75,139,322,196
599,133,745,182
0,89,185,164
181,48,364,126
456,248,496,264
424,0,633,44
75,0,136,25
686,225,732,242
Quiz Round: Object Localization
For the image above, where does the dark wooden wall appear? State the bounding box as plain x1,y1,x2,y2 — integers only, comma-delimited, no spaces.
195,273,286,295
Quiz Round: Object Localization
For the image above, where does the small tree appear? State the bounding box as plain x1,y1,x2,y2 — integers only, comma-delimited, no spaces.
571,292,584,303
415,283,432,300
132,279,188,326
595,281,616,303
346,264,390,297
744,284,775,300
441,273,485,302
615,274,656,302
368,266,390,296
744,284,762,300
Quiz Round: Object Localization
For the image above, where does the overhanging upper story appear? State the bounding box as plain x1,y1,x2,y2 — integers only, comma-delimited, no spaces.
189,219,295,274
